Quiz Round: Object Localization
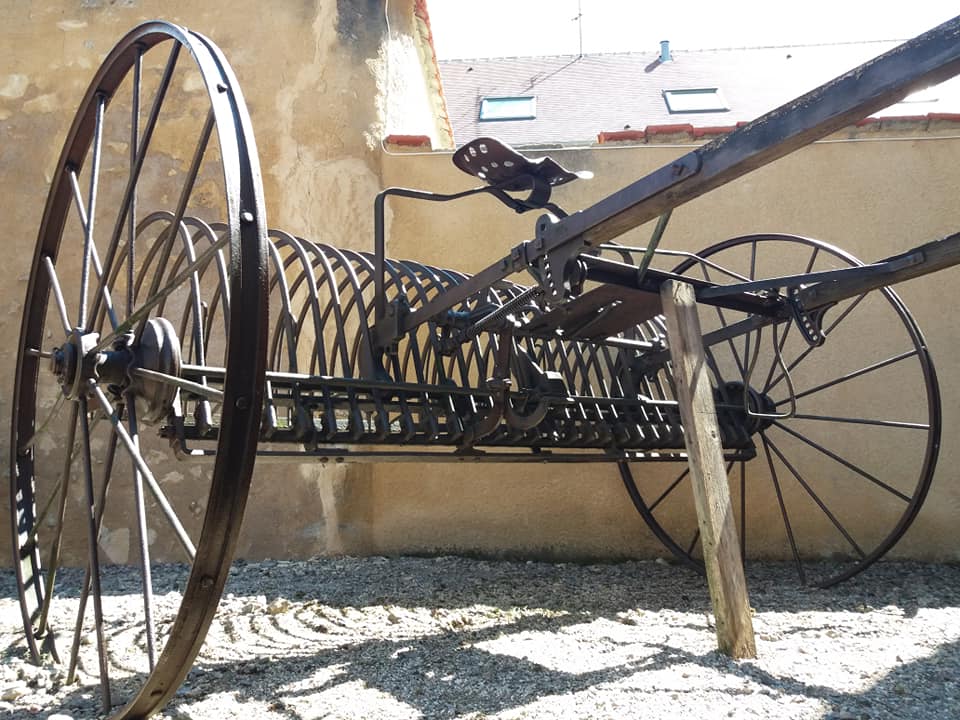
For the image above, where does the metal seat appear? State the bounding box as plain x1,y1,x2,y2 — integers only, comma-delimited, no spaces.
452,136,591,191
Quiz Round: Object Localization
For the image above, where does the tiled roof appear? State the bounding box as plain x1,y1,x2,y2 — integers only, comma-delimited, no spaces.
439,41,960,147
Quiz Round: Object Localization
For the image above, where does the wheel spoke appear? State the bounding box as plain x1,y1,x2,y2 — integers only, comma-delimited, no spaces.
67,410,119,685
764,434,866,559
125,396,158,670
95,228,230,353
131,367,224,402
772,420,912,502
34,402,79,649
649,466,690,512
760,432,806,585
18,393,66,454
717,309,746,376
703,345,724,383
169,110,214,246
67,168,119,331
128,47,142,317
90,385,197,560
78,94,106,329
776,349,920,404
24,413,104,551
760,244,819,394
88,41,181,327
743,241,757,365
701,263,746,376
787,413,928,431
43,256,73,335
78,396,112,711
134,109,215,343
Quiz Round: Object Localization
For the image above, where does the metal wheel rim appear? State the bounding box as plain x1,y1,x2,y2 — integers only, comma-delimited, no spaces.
622,233,941,588
9,21,267,718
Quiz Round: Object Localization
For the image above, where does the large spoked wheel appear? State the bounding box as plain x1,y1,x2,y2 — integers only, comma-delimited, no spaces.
10,22,267,718
621,234,940,587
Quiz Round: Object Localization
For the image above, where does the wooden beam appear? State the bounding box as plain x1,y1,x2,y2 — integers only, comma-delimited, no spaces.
660,279,757,659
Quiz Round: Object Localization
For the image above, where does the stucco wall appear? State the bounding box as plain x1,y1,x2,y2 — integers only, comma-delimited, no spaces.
3,1,960,571
375,133,960,563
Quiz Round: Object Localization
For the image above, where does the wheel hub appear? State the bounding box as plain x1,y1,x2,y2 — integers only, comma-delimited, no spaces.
48,318,181,421
130,317,182,423
50,329,128,400
723,380,777,435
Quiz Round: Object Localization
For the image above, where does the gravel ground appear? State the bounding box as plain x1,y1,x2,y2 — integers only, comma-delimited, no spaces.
1,557,959,719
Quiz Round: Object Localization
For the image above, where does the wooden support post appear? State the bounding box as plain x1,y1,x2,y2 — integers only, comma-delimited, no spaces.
660,279,757,659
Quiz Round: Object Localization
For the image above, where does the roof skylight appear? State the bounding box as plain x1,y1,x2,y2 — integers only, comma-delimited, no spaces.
663,88,729,114
479,96,537,121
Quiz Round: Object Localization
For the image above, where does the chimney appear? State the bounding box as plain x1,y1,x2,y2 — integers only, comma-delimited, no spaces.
660,40,671,63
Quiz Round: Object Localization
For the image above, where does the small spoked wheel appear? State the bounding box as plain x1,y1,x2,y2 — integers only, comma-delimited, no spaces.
621,234,940,588
9,22,267,718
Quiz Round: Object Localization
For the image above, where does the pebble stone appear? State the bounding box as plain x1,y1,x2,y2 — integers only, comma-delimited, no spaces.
1,558,958,719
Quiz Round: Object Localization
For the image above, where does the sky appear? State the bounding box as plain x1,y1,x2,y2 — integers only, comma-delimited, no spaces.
427,1,959,59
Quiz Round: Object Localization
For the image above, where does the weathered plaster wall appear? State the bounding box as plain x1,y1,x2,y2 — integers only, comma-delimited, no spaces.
3,0,959,571
0,0,426,565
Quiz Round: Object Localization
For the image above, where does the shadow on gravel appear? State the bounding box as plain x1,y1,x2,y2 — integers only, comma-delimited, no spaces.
176,613,673,718
45,635,960,720
845,638,960,716
169,559,957,719
727,637,960,718
153,621,960,720
5,559,959,718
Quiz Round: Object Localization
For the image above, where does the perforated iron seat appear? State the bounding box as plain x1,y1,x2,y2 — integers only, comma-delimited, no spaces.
452,136,591,191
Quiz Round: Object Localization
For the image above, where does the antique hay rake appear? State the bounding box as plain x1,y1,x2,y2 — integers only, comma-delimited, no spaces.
10,16,960,718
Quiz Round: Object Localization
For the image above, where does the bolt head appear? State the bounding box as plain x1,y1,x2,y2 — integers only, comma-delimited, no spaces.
49,347,65,379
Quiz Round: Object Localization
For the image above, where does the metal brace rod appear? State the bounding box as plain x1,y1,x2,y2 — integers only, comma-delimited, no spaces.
630,231,960,373
797,231,960,310
373,181,568,350
698,253,924,299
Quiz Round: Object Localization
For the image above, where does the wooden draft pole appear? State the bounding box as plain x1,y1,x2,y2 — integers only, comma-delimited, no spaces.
660,280,757,659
